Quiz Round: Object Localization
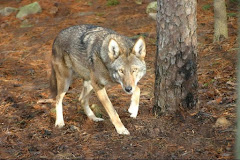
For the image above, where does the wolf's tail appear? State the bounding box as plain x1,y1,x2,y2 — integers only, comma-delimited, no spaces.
50,63,57,98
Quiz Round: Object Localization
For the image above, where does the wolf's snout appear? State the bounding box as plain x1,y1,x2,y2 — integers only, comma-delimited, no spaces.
125,86,132,93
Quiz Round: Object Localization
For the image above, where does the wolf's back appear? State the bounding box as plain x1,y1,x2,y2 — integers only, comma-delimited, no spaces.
52,24,116,56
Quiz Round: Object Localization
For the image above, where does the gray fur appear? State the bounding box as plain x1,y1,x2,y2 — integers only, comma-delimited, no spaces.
50,24,142,95
50,24,147,134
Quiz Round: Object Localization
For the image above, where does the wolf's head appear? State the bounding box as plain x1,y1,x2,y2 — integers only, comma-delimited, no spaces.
108,37,146,94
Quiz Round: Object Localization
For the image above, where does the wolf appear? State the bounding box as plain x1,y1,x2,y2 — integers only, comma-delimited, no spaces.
50,24,146,135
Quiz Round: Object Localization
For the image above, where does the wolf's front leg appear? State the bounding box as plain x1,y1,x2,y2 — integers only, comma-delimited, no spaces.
128,86,140,118
93,86,130,135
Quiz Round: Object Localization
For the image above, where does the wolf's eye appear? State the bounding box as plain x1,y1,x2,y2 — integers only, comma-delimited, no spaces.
118,69,124,74
132,68,138,73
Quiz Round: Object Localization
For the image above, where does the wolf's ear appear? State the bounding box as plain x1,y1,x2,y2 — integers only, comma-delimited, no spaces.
108,39,120,60
133,37,146,60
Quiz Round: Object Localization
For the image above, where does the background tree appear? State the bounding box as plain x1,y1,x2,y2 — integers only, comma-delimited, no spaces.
236,10,240,159
214,0,228,42
154,0,198,115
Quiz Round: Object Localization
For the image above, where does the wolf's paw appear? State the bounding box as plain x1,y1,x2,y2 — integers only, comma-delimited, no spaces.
89,116,104,122
55,121,65,128
130,113,137,118
116,127,130,135
128,105,138,118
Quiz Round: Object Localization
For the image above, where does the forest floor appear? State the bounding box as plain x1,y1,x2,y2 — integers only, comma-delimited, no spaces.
0,0,238,159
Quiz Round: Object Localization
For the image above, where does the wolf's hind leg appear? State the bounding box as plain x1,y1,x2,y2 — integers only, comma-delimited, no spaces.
79,81,104,122
54,64,72,128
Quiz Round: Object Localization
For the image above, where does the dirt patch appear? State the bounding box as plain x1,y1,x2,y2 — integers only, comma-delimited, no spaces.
0,0,237,159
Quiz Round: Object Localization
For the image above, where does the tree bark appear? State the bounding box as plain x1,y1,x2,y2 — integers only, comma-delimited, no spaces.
214,0,228,42
154,0,198,115
236,11,240,160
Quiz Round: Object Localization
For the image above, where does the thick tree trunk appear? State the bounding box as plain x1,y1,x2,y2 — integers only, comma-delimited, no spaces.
214,0,228,42
154,0,198,115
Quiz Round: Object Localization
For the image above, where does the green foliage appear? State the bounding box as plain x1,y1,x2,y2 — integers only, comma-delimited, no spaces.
91,104,104,118
202,82,209,87
202,79,215,88
202,4,211,10
230,0,238,3
107,0,119,6
211,79,215,83
95,113,103,118
130,33,148,42
95,12,105,17
87,1,93,6
227,12,237,17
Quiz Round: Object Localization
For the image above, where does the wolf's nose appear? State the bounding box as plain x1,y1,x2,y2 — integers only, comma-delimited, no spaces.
125,86,132,93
